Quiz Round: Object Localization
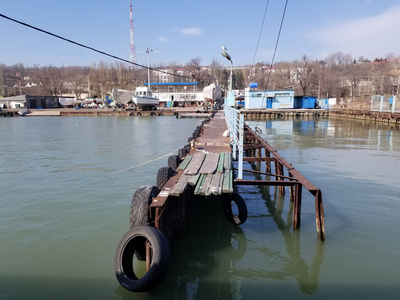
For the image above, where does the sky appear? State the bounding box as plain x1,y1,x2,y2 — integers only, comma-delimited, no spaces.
1,0,400,69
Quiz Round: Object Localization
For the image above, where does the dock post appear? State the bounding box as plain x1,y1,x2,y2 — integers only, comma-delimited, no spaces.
314,189,325,240
293,183,302,228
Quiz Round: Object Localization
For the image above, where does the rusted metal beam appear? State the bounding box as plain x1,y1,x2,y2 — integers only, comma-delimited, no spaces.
242,123,326,240
235,179,300,187
239,168,299,181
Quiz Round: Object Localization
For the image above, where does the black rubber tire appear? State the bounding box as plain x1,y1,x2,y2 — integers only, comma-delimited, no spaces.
167,155,180,171
130,186,160,228
178,148,186,160
223,192,248,225
156,166,173,190
115,226,170,292
6,111,13,117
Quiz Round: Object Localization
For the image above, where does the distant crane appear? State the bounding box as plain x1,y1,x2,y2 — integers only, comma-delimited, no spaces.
129,0,136,63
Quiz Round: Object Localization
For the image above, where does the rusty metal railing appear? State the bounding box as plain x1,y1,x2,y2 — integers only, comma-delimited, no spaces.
234,124,326,240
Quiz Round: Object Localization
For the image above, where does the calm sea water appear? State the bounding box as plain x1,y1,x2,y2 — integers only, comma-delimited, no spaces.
0,115,399,299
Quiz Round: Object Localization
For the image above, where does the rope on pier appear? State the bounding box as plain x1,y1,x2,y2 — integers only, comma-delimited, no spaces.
112,143,190,175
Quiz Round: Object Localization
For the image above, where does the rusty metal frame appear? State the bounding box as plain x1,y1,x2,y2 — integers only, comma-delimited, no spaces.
234,124,325,240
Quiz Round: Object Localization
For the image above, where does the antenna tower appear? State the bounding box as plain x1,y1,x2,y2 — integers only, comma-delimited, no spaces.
129,0,136,63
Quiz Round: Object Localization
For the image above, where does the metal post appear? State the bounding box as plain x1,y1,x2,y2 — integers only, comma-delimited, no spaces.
238,111,244,179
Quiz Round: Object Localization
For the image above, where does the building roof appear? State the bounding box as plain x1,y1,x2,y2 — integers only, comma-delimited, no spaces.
144,82,198,86
0,95,27,101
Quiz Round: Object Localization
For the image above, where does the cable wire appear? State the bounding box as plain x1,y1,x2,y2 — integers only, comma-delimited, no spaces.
252,0,270,66
0,13,192,80
254,0,289,131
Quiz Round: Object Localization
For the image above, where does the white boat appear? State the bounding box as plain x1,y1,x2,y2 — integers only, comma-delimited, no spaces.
111,89,135,105
132,86,159,108
59,97,82,106
132,43,159,109
203,83,222,108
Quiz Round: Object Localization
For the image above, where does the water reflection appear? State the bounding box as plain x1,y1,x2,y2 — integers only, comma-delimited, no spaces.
240,150,325,295
259,119,399,152
119,196,249,299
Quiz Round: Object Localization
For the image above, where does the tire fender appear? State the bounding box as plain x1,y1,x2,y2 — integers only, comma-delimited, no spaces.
130,186,159,228
223,192,248,225
156,167,173,190
115,226,170,292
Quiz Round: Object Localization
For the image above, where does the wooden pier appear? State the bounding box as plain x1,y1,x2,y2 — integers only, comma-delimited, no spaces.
114,109,326,293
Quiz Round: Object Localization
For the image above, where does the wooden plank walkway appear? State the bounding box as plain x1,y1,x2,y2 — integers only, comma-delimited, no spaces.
152,111,233,204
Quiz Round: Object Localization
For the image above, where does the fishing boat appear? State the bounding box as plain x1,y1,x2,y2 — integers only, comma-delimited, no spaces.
132,86,159,109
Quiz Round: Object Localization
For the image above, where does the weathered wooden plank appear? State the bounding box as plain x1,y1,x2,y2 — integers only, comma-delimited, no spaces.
187,173,200,186
169,174,190,196
184,152,206,175
177,155,192,170
194,174,207,195
223,152,231,170
222,169,234,193
209,172,223,195
199,152,220,174
200,174,214,196
217,152,225,173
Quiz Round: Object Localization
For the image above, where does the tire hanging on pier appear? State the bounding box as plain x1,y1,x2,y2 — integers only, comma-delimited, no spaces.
130,185,160,261
178,148,186,160
168,155,180,171
223,192,248,225
115,225,170,292
130,185,160,228
156,166,174,190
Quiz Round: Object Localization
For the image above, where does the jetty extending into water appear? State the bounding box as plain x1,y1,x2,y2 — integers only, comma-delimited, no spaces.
114,107,326,293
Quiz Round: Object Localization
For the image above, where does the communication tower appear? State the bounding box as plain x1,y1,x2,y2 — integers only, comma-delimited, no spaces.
129,0,136,63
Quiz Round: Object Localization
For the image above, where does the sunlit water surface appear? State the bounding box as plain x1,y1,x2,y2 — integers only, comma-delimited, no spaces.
0,116,399,299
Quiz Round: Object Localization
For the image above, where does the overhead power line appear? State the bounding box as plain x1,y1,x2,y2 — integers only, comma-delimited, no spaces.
252,0,270,65
0,13,191,80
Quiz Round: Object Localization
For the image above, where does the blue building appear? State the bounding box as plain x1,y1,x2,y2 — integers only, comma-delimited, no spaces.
294,96,317,109
244,88,294,109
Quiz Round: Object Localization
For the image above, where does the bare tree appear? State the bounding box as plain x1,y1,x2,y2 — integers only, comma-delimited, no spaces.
210,59,224,87
293,55,318,96
33,66,65,96
64,66,89,99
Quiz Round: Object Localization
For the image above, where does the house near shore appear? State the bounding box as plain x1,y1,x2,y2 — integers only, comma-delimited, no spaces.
243,88,295,109
0,95,61,109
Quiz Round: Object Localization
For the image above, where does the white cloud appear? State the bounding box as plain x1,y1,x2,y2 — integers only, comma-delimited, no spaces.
158,36,168,43
308,5,400,59
179,27,203,36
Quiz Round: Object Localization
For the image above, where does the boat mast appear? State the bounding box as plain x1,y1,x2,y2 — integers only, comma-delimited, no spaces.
146,46,151,90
